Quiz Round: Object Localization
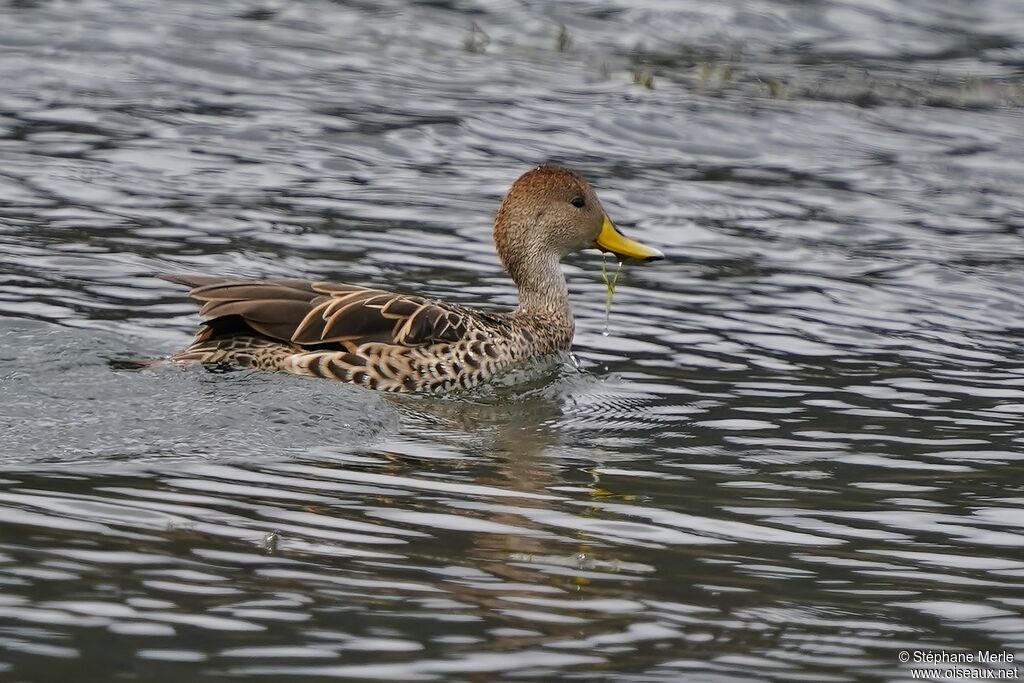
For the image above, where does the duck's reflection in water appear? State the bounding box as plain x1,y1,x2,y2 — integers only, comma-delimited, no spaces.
286,375,720,659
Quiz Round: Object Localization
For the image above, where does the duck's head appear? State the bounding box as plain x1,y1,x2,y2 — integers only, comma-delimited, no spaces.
493,165,664,278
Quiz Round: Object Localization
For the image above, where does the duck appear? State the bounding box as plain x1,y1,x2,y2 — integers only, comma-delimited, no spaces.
162,164,664,392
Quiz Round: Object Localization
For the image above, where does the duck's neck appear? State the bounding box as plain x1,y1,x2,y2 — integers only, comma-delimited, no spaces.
509,250,574,332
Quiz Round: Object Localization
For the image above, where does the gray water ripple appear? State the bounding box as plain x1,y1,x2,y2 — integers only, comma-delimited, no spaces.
3,0,1024,680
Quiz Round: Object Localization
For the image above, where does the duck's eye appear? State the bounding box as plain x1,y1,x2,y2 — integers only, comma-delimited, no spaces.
570,196,586,208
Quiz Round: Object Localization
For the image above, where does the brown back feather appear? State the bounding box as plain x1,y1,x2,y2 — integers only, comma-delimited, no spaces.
162,274,487,349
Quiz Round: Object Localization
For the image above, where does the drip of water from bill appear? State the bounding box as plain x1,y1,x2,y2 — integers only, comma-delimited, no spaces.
600,254,623,336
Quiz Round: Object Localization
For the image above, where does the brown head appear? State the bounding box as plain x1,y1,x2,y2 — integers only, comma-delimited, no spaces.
493,166,663,304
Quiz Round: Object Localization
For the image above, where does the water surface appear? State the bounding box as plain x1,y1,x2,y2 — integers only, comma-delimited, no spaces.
2,0,1024,680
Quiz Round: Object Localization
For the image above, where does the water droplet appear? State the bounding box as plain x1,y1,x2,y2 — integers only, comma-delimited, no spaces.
261,530,281,554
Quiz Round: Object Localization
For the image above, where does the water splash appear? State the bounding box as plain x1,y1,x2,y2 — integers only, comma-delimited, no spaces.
600,253,623,336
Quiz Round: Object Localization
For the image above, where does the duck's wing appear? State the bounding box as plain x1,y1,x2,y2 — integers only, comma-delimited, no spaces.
162,274,497,348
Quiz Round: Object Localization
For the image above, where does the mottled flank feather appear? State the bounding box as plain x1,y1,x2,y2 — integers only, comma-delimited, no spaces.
162,274,564,393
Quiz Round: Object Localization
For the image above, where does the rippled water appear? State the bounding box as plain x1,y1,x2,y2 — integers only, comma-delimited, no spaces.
2,0,1024,680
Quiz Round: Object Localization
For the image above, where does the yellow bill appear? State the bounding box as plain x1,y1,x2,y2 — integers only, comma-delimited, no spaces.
594,216,664,262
